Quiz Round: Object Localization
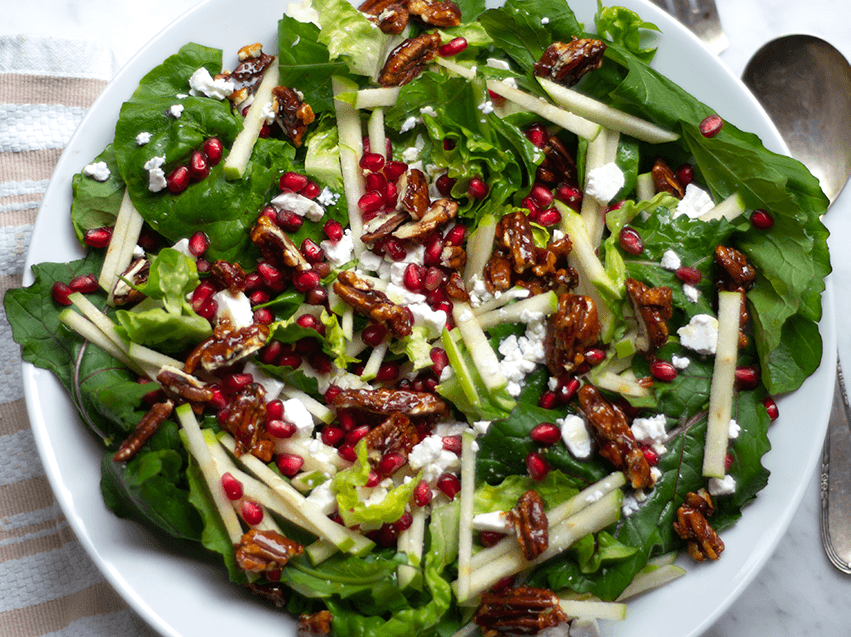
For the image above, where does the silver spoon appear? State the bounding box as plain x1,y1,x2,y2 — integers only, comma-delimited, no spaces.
743,35,851,573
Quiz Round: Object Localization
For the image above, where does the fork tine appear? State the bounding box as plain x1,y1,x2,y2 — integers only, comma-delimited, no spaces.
650,0,729,54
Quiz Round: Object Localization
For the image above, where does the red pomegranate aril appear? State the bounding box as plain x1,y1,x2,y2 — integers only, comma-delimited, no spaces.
585,348,606,366
394,511,414,532
430,347,449,376
68,274,99,294
423,267,446,292
293,270,321,292
362,322,388,347
258,123,271,139
750,209,774,230
51,281,73,305
203,137,223,165
358,191,384,214
338,442,358,463
642,446,659,466
378,452,407,476
336,409,355,432
276,210,304,232
536,207,561,227
323,219,344,242
221,473,244,501
321,426,345,447
241,499,264,525
276,453,305,477
300,238,323,263
257,262,283,289
279,171,308,193
529,184,554,208
676,163,695,186
675,266,702,285
296,313,322,332
433,301,453,318
167,165,190,194
195,258,210,273
278,354,303,369
491,575,516,592
295,336,319,354
302,181,321,199
526,452,550,481
403,263,424,292
383,160,408,182
259,341,282,365
530,422,561,446
556,376,581,404
435,173,456,197
554,183,583,210
437,473,461,499
522,196,541,216
442,435,462,454
249,289,270,306
763,396,779,421
188,150,210,181
365,172,386,195
480,531,504,548
445,223,467,246
266,399,284,421
306,286,328,306
619,226,644,255
309,352,332,374
364,469,381,488
208,386,228,411
699,114,724,137
735,365,760,389
197,298,218,320
438,36,468,57
468,178,489,199
267,419,297,439
346,425,371,446
254,308,273,324
324,384,342,404
414,479,433,507
360,152,385,172
381,237,407,262
224,372,254,393
649,360,678,382
384,181,398,207
424,235,445,267
84,226,113,248
539,390,558,410
525,123,548,148
188,231,210,257
376,362,401,382
443,138,456,151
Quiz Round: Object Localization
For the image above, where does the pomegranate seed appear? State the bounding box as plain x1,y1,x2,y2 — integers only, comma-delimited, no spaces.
480,531,504,548
421,267,444,292
442,435,462,454
276,453,304,477
300,238,323,263
295,313,322,332
244,272,263,291
383,161,408,182
84,226,113,248
536,207,561,227
735,365,760,389
649,360,678,382
585,348,606,365
554,183,582,210
380,237,407,261
438,36,468,57
675,266,702,285
337,409,355,431
276,210,304,232
258,123,271,138
522,196,541,217
68,274,99,294
445,223,467,246
241,499,264,525
266,399,284,421
188,231,210,257
556,376,581,404
278,353,303,369
362,323,388,347
468,178,489,199
724,451,735,471
295,337,319,354
346,425,370,445
259,341,283,365
750,209,774,230
443,138,456,151
360,152,385,172
257,262,283,289
254,308,273,324
378,452,407,476
433,301,452,318
394,511,414,533
321,426,345,447
224,372,253,393
216,408,230,426
529,184,554,208
436,473,461,499
318,384,339,404
167,165,190,194
530,423,561,445
203,137,223,165
249,289,270,305
525,123,548,148
763,396,779,421
208,386,228,411
279,171,308,192
337,442,358,462
365,172,387,196
376,362,401,382
384,181,399,207
197,298,217,320
322,219,344,242
414,479,433,507
619,226,644,255
642,446,659,465
358,191,384,213
365,470,381,488
423,235,445,266
309,352,332,374
526,452,550,481
538,390,558,410
403,263,424,292
430,347,449,377
195,258,210,273
435,173,456,197
699,114,723,137
293,270,321,292
51,281,73,305
676,163,694,186
221,473,243,500
302,181,321,199
186,150,209,181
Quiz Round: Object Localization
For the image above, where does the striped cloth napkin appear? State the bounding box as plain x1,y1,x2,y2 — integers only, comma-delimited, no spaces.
0,34,158,637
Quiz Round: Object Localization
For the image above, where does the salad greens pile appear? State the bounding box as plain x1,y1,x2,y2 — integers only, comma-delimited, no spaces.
5,0,829,635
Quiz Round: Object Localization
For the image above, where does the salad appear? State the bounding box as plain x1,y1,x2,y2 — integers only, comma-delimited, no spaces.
5,0,831,636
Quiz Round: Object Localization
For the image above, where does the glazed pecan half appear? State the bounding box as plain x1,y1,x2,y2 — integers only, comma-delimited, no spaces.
362,412,420,467
545,293,601,375
245,582,288,608
533,38,607,87
378,32,442,87
221,382,275,461
577,384,653,490
673,489,725,561
209,260,247,293
494,210,537,276
531,236,579,290
333,388,447,419
250,214,311,271
408,0,462,26
359,0,410,34
536,134,579,187
156,366,214,404
392,198,459,242
184,323,270,373
625,278,673,354
271,86,315,147
714,245,755,348
651,158,685,199
507,491,549,561
112,257,149,306
113,400,174,462
333,270,413,337
235,529,303,572
298,610,333,637
361,210,410,244
473,586,568,637
397,168,430,220
223,46,275,108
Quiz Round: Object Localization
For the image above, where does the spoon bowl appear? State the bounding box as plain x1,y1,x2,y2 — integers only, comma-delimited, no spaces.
742,34,851,202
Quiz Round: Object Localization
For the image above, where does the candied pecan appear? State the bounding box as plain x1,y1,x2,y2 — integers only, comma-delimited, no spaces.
440,244,467,271
651,158,685,199
537,135,579,187
361,210,410,243
245,582,288,608
271,86,315,147
298,610,333,637
333,270,413,337
112,257,149,306
378,32,442,87
333,388,447,418
714,246,755,348
473,586,568,637
359,0,409,34
445,270,470,301
673,489,725,561
397,168,430,220
362,412,420,467
221,382,275,461
223,47,274,107
235,529,303,572
209,260,247,293
483,253,514,293
507,491,549,561
113,400,174,462
393,198,458,242
250,214,311,271
625,278,673,354
533,38,607,87
577,384,653,489
156,366,214,404
545,293,601,375
407,0,462,27
532,237,579,289
184,323,270,373
494,211,537,276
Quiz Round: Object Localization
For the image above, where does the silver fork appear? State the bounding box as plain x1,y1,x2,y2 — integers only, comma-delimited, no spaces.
650,0,729,54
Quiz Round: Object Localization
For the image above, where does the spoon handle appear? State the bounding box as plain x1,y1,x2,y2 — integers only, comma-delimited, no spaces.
820,360,851,574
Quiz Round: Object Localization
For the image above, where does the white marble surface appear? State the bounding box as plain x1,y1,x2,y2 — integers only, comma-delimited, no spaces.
3,0,851,635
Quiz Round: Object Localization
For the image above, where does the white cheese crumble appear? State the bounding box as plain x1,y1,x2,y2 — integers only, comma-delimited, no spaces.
497,318,547,397
320,229,354,267
541,17,550,24
358,250,384,273
671,354,691,370
385,282,426,305
317,187,340,207
261,101,277,124
660,249,681,271
708,474,736,496
677,313,719,355
305,480,337,515
419,105,438,117
558,414,592,459
683,283,700,303
631,414,668,455
169,104,184,119
674,183,715,219
171,238,194,259
401,145,421,163
400,116,419,133
473,420,492,435
486,58,511,71
728,419,741,439
501,77,518,89
409,435,459,484
585,162,625,204
189,67,235,100
478,101,495,115
135,131,152,146
283,398,315,437
82,161,110,182
409,303,447,339
622,493,642,517
143,155,167,192
270,190,325,222
213,290,254,330
472,511,513,533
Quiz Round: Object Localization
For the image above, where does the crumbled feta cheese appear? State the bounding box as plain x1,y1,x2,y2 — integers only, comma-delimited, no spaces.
320,229,354,267
585,490,604,504
728,419,741,439
132,244,145,259
409,435,459,483
677,314,719,355
472,511,512,533
708,474,736,496
401,145,420,162
261,101,277,124
169,104,184,119
683,284,700,303
660,249,681,271
135,131,152,146
317,187,340,207
585,162,625,204
558,414,592,458
171,237,193,259
674,183,715,219
305,437,334,464
473,420,491,435
358,249,384,273
242,362,284,400
409,303,447,338
419,105,437,117
283,399,315,437
631,414,668,455
497,318,548,397
547,376,559,391
486,58,511,71
478,101,495,115
358,485,389,507
213,290,254,330
402,243,426,265
541,17,550,24
143,155,167,192
400,116,419,133
385,282,426,305
622,493,642,516
271,190,325,222
82,161,110,182
501,77,518,89
433,422,472,437
671,354,691,370
650,466,663,483
189,66,235,100
440,365,454,382
305,480,337,514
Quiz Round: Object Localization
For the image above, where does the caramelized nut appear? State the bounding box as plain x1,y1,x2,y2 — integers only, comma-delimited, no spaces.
673,489,725,561
473,586,568,637
507,491,549,561
113,400,174,462
625,278,673,354
534,38,607,87
378,32,442,87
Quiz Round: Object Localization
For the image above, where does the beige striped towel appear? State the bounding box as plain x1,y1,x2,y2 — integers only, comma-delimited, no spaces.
0,35,158,637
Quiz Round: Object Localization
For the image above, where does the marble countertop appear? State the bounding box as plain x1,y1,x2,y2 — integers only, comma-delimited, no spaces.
4,0,851,635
